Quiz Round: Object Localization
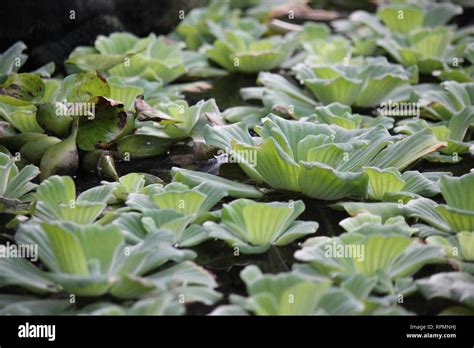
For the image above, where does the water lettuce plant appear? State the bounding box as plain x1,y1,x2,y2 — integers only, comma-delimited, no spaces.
34,175,115,224
388,172,474,235
394,107,473,163
205,114,444,200
436,43,474,82
416,80,474,120
417,272,474,314
332,1,464,61
111,210,210,248
335,172,474,237
207,30,298,73
126,181,225,220
293,57,418,107
1,221,220,302
212,265,411,315
175,0,266,50
427,231,474,273
171,167,263,198
117,98,219,159
297,23,353,66
378,27,457,74
204,199,318,253
0,152,39,213
376,1,462,35
240,72,318,119
1,0,473,318
294,228,444,287
67,33,187,84
211,265,363,315
103,172,160,203
433,173,474,233
305,103,394,130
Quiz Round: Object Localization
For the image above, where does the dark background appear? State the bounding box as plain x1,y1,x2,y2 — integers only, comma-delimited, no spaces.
1,0,473,73
0,0,202,71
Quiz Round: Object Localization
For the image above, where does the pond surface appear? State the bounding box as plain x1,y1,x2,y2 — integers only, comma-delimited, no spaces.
66,71,474,315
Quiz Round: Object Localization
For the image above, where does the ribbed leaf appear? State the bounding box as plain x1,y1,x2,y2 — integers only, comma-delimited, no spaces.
378,5,424,34
294,57,415,107
354,236,411,276
417,272,474,308
303,75,361,106
242,72,317,118
207,199,312,253
299,162,367,200
171,167,263,198
363,167,405,201
74,224,124,274
234,139,300,191
439,172,474,211
35,176,76,220
207,32,297,73
390,243,443,278
458,232,474,261
3,164,39,200
369,129,445,170
0,258,59,294
43,223,89,275
58,203,106,225
242,204,293,245
436,205,474,232
0,102,43,133
239,266,333,315
151,191,207,216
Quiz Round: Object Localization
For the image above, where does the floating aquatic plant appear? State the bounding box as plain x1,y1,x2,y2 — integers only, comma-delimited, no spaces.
212,265,411,315
171,167,264,198
240,72,318,119
415,80,474,120
175,0,266,50
0,0,473,319
207,30,298,73
378,27,457,74
395,107,473,163
427,231,474,273
211,265,363,315
294,229,443,285
205,114,444,200
34,175,115,224
417,272,474,314
204,199,318,253
0,221,220,302
67,33,187,84
117,98,219,159
293,57,418,107
0,152,39,214
335,172,474,236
